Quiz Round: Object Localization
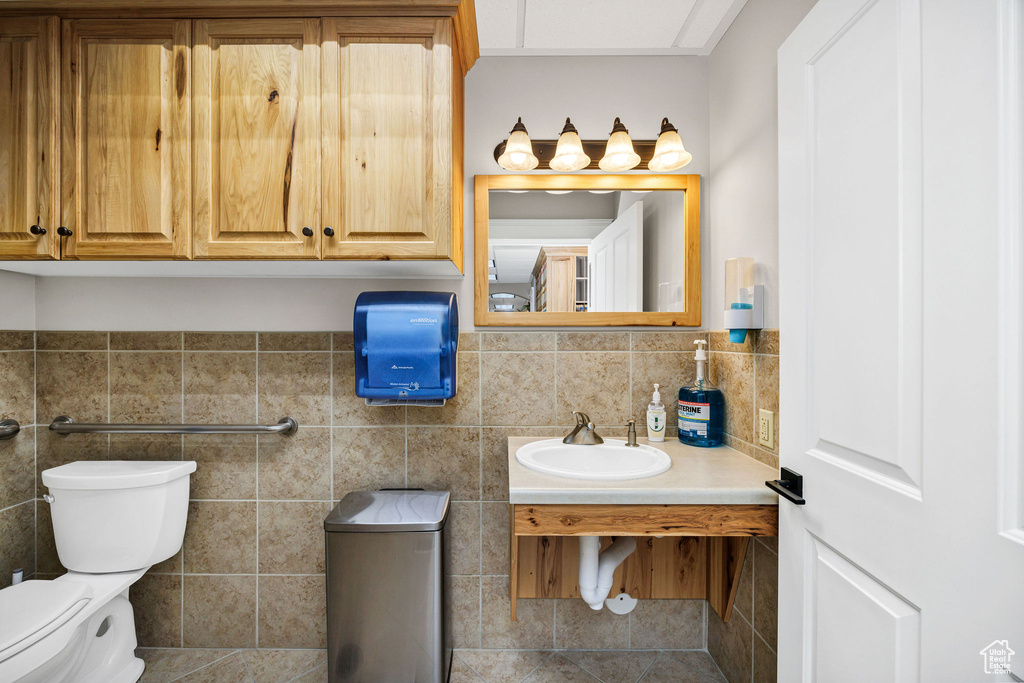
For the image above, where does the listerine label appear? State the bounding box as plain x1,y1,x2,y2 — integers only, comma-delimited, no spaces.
678,400,710,437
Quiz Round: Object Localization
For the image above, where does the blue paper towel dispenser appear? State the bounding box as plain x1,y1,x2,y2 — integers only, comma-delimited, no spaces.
353,291,458,406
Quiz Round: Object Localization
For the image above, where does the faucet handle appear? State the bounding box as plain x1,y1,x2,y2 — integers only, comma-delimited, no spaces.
572,411,591,427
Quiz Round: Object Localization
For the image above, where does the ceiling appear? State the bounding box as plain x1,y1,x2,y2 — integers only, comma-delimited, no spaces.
475,0,748,56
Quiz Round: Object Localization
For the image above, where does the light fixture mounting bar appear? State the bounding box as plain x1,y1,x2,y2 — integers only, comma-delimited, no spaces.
493,139,659,171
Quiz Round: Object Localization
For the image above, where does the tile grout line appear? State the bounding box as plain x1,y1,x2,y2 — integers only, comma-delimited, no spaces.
255,336,260,649
180,332,185,647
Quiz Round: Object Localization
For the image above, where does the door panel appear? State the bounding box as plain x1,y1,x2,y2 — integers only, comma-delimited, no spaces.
193,19,320,259
322,18,453,260
588,201,643,312
62,20,190,259
0,17,59,259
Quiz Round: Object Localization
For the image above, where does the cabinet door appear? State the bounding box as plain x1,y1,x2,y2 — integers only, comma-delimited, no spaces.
193,19,321,259
322,18,456,261
61,20,191,259
0,17,59,260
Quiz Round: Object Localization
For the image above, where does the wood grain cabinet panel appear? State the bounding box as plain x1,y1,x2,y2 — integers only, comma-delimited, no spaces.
0,17,59,260
193,19,321,259
321,18,456,262
61,19,191,259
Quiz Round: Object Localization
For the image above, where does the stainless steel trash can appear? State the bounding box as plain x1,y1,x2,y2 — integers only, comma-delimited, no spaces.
325,490,451,683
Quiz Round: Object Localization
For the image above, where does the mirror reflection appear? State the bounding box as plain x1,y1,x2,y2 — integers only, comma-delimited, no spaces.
487,189,688,313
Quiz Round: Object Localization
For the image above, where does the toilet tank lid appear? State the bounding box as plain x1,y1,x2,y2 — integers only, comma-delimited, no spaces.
0,580,92,655
42,460,197,490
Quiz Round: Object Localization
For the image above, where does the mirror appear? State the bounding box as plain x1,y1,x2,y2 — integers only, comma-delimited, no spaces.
474,174,701,326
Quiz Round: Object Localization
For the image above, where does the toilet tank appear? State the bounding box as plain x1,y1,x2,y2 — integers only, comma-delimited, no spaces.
41,461,197,573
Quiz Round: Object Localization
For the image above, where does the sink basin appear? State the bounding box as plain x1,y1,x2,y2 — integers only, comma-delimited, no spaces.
515,439,672,481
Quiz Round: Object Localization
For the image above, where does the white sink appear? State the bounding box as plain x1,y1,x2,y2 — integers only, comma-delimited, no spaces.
515,439,672,481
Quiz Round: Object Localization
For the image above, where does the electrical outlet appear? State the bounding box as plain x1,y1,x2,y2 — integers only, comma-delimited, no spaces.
758,409,774,449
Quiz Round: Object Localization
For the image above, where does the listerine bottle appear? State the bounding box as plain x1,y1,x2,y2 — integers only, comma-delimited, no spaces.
678,340,724,447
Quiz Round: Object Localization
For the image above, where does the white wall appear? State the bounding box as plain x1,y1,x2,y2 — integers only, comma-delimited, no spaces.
0,271,36,331
708,0,818,330
25,55,711,331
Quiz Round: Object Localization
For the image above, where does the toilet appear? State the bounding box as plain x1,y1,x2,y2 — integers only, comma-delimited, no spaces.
0,460,196,683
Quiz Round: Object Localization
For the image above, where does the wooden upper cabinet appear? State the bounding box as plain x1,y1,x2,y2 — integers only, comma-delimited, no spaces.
0,17,60,260
321,18,459,263
61,19,191,259
193,19,321,259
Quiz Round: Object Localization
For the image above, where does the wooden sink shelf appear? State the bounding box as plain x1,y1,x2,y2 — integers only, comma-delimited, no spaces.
508,503,779,622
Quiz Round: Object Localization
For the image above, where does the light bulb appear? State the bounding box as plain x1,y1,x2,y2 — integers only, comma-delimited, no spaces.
549,118,591,172
648,118,692,172
598,118,640,172
497,118,539,171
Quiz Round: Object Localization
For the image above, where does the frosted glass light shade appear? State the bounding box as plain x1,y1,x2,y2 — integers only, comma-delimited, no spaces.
598,118,640,172
648,118,692,172
549,118,590,172
497,118,539,171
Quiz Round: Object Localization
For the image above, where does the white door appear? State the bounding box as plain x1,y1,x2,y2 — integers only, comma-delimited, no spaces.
778,0,1024,681
589,201,643,312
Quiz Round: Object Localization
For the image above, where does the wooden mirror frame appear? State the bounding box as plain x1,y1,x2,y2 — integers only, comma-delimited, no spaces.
474,174,701,327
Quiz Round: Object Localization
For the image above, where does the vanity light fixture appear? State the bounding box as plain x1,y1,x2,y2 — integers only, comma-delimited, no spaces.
648,118,692,172
549,118,591,172
545,190,573,195
598,118,641,172
588,190,614,194
496,117,539,171
488,273,498,281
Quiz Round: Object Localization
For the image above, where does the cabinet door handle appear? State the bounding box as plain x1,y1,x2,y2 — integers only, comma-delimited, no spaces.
56,227,72,237
302,226,314,237
323,226,335,237
766,467,805,505
30,225,46,235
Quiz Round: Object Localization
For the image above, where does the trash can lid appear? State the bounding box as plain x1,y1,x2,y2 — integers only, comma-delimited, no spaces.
325,490,451,532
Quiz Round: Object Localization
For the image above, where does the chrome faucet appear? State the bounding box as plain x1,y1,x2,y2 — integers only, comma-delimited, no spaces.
563,411,604,445
625,419,639,447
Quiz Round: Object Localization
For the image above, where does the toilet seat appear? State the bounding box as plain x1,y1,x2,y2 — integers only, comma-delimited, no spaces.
0,581,93,661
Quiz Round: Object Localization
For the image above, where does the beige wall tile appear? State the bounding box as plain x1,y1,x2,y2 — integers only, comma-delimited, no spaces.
628,599,704,649
183,501,257,574
291,663,327,683
732,542,753,622
753,540,778,648
709,351,755,443
0,331,34,350
408,351,480,426
709,330,754,354
109,434,183,461
258,428,331,501
407,427,481,500
133,573,182,648
258,575,326,649
258,332,331,352
450,575,481,648
185,435,257,500
481,427,563,501
448,501,481,575
481,353,556,426
332,332,354,352
184,332,256,351
459,332,480,351
480,332,556,351
258,353,331,426
183,574,256,648
35,501,60,574
557,332,630,351
631,351,697,435
554,599,628,649
244,650,326,683
37,351,108,423
481,502,509,575
137,648,238,682
631,331,708,352
562,651,659,683
110,332,182,351
183,353,257,424
258,501,330,574
755,329,779,356
37,331,107,351
332,354,405,426
521,654,598,682
450,656,485,683
457,650,550,683
0,351,34,425
150,548,182,574
755,355,779,454
110,352,182,423
332,427,405,499
0,431,35,509
175,652,253,683
708,609,753,683
556,352,631,426
0,502,34,588
645,652,727,683
480,576,554,650
753,633,777,683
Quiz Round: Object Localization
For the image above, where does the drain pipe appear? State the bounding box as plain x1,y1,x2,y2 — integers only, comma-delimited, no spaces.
578,536,637,610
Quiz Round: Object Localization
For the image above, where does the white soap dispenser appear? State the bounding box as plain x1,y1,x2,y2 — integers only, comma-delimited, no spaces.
647,384,666,442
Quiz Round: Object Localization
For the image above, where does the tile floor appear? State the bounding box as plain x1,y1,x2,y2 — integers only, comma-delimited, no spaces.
138,648,726,683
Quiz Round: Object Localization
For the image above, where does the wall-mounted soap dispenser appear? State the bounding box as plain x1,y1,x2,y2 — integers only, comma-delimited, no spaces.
353,291,458,407
723,257,763,344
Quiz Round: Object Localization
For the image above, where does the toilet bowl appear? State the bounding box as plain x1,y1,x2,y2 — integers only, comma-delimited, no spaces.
0,460,196,683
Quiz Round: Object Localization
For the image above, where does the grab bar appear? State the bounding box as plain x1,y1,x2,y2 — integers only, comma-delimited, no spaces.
0,419,20,440
49,415,298,436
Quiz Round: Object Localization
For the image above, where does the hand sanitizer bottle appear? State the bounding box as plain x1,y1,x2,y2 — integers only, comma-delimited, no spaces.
678,340,724,447
647,384,666,442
